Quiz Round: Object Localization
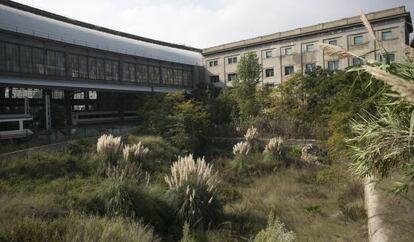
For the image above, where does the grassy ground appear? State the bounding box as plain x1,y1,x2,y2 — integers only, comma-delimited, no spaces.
0,136,371,241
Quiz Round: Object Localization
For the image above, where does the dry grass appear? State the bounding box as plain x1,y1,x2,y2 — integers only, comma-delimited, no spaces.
223,163,368,242
232,141,251,156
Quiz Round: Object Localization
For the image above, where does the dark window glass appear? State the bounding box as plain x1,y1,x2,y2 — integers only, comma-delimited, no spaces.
5,43,19,72
96,58,104,80
265,68,274,77
381,31,392,40
305,63,316,73
174,69,182,86
136,65,148,83
20,46,32,73
122,63,129,81
88,57,97,79
46,50,65,76
32,48,44,75
112,61,119,81
352,58,363,66
228,73,237,81
284,66,294,75
69,54,79,78
148,66,160,84
183,71,192,86
353,36,364,45
105,60,113,81
328,40,337,46
210,75,219,83
328,60,339,70
79,56,88,79
0,42,5,71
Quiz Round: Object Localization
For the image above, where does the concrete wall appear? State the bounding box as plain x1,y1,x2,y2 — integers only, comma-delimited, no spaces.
203,7,411,87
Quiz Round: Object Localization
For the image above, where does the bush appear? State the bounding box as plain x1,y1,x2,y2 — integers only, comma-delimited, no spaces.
126,135,179,171
0,152,91,180
65,215,160,242
165,155,222,228
253,214,295,242
86,179,172,232
97,134,122,166
5,217,66,242
2,215,160,242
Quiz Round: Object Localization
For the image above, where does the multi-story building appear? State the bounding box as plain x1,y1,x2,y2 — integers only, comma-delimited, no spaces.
203,6,413,87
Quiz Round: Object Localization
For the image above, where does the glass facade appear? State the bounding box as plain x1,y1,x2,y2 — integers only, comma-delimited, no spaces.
0,41,192,87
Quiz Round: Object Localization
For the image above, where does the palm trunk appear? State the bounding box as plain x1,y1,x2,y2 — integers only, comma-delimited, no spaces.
365,176,390,242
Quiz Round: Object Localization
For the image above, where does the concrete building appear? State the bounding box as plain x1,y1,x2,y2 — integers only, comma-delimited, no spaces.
203,6,413,87
0,0,203,131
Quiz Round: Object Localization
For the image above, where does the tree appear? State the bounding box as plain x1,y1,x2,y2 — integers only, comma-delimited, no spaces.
231,52,262,117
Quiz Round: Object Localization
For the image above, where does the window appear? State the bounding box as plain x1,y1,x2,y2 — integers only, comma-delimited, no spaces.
284,66,294,76
136,65,148,83
148,66,160,84
105,60,118,81
265,51,272,58
89,91,97,100
46,50,65,76
305,44,315,52
328,39,337,46
0,42,5,71
74,92,85,100
352,58,363,66
304,63,316,73
174,69,182,86
11,88,43,99
381,31,392,41
5,43,19,72
183,71,192,87
79,56,88,79
379,53,395,63
32,48,44,75
52,90,64,99
20,46,32,73
69,54,79,78
209,60,218,67
122,62,135,82
210,75,219,83
353,35,364,45
228,57,237,64
328,60,339,70
284,47,293,55
228,73,237,82
96,58,104,80
265,68,274,77
88,57,97,79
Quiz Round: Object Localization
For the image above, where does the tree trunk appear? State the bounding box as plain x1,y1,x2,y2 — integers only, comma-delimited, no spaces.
365,176,390,242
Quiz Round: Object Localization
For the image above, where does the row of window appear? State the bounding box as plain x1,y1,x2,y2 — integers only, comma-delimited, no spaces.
207,30,395,66
210,54,396,83
0,42,193,87
3,87,97,100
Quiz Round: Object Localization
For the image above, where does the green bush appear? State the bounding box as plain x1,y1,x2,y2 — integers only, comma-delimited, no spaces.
5,217,66,242
86,179,173,232
65,215,160,242
0,152,92,180
253,214,295,242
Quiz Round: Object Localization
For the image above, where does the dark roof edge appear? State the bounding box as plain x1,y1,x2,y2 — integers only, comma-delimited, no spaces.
0,0,202,53
203,8,412,56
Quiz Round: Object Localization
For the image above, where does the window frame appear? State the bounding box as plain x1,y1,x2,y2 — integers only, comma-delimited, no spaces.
284,47,293,55
265,68,274,77
353,35,364,45
284,65,294,76
381,31,393,41
265,50,272,58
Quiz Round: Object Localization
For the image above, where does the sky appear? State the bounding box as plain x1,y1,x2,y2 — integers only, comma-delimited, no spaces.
13,0,414,48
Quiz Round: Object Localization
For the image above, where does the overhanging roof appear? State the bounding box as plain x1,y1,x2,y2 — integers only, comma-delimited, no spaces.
0,76,191,93
0,1,203,66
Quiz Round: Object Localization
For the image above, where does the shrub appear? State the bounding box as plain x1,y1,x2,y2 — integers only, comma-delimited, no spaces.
106,160,150,185
97,134,122,166
126,135,179,171
6,217,66,242
87,179,172,231
232,141,251,172
122,142,150,163
165,155,222,227
0,152,90,180
253,214,295,242
65,215,160,242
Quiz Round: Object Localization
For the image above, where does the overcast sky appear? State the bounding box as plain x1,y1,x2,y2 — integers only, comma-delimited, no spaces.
13,0,414,48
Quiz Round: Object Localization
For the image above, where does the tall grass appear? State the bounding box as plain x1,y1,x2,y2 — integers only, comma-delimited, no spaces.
165,154,222,227
97,134,123,166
